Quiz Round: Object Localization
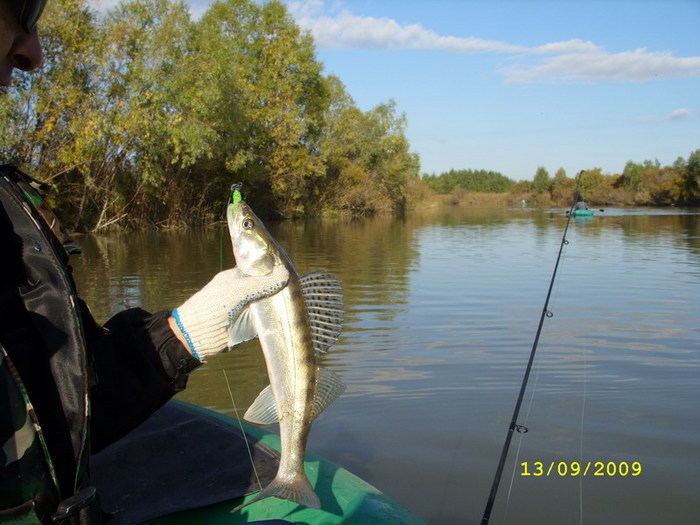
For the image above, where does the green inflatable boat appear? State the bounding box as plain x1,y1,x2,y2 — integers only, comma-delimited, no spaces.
569,208,595,217
567,201,598,217
92,400,425,524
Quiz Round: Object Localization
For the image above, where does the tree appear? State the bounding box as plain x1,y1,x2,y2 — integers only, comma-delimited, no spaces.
0,0,106,229
315,75,369,210
531,166,551,193
551,168,575,202
362,101,419,210
672,156,687,170
682,149,700,204
422,169,513,194
192,0,329,218
316,80,420,214
619,160,644,191
0,0,425,226
84,0,211,229
579,168,605,199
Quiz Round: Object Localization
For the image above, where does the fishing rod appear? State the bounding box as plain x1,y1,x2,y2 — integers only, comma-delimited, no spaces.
480,171,585,524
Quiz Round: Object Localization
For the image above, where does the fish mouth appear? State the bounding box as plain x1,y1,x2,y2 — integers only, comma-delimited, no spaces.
227,198,274,276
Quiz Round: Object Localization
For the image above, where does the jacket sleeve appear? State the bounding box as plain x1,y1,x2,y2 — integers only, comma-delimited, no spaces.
89,308,201,453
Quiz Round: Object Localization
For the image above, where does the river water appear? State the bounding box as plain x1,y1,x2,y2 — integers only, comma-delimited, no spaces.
71,206,700,525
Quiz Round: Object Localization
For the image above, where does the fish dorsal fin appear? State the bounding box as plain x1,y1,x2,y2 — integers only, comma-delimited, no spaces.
244,367,347,425
300,271,344,354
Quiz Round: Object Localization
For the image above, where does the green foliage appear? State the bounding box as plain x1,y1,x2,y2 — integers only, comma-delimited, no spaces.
1,0,696,229
0,0,107,228
531,166,551,192
682,149,700,204
422,169,514,194
522,153,699,207
191,0,330,217
551,168,574,201
620,160,644,190
313,78,419,214
603,155,697,205
578,168,605,198
1,0,419,228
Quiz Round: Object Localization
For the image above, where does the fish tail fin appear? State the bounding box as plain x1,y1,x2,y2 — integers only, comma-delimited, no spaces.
231,474,320,513
263,474,321,509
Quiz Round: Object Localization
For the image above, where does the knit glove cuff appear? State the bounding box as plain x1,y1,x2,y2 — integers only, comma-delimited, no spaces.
172,266,288,360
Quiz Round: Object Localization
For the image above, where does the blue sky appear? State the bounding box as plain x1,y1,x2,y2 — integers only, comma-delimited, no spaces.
99,0,700,180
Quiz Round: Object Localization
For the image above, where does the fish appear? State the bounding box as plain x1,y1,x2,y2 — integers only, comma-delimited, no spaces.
225,185,346,511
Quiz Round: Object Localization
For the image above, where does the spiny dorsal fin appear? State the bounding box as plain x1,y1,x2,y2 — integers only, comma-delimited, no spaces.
300,271,344,354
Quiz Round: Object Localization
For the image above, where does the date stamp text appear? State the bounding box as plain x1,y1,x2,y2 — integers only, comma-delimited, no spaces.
520,461,642,477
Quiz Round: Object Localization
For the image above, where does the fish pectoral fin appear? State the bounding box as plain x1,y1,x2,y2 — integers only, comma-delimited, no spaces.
300,271,345,354
244,385,278,425
227,307,257,349
310,368,346,421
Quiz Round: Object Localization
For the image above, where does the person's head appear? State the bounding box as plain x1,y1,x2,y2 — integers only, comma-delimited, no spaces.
0,0,46,86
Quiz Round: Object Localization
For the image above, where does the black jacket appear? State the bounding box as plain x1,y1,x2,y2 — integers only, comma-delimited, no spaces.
0,165,200,503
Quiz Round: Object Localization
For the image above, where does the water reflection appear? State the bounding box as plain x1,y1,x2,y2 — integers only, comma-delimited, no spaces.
71,207,700,525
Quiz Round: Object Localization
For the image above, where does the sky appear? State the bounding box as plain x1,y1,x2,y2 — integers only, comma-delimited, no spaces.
96,0,700,181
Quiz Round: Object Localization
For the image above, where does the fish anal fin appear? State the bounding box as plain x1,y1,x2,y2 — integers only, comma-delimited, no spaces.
245,368,345,425
310,368,346,421
243,385,278,425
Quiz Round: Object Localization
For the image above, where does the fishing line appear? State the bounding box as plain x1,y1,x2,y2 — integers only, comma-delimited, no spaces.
480,172,585,525
578,329,588,525
501,224,571,524
222,367,264,494
215,188,265,498
501,337,544,525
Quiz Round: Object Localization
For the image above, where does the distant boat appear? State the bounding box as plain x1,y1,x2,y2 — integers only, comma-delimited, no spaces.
567,201,595,217
569,208,595,217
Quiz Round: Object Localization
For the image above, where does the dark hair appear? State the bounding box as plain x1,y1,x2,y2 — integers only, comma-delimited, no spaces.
11,0,48,32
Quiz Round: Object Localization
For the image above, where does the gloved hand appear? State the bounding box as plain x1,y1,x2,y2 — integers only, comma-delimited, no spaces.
171,266,288,361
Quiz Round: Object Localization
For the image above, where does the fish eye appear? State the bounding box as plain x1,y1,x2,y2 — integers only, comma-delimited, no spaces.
243,218,255,230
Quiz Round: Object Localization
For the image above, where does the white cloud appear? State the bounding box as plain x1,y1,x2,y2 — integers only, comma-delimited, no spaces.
291,5,526,53
503,49,700,84
530,40,602,55
637,108,694,123
668,108,693,120
295,9,602,58
289,0,700,84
